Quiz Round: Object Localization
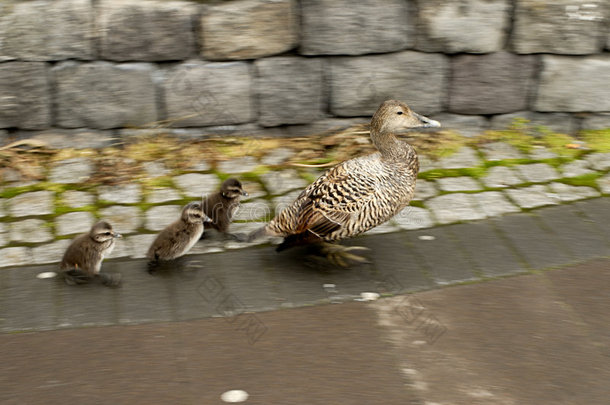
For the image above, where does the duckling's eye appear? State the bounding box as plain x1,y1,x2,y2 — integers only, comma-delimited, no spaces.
396,111,403,115
104,232,112,235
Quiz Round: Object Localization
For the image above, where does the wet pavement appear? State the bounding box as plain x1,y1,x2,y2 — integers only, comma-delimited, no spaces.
1,199,610,403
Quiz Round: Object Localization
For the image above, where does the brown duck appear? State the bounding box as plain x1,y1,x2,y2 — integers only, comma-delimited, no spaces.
249,100,440,265
60,220,123,286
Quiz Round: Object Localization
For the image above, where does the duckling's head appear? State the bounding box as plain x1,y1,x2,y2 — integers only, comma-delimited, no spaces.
182,202,210,224
90,220,122,243
220,178,248,199
371,100,440,136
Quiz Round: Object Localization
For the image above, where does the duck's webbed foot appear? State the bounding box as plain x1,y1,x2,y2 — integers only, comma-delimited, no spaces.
64,269,92,285
315,242,371,268
96,272,122,287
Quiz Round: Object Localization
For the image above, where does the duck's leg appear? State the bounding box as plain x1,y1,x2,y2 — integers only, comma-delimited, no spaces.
315,242,370,267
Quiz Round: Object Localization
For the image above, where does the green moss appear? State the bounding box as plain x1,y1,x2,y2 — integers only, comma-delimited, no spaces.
540,132,580,158
408,200,425,208
418,167,486,180
556,173,602,189
581,129,610,152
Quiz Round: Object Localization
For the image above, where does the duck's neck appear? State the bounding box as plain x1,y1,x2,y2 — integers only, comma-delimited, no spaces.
371,130,414,162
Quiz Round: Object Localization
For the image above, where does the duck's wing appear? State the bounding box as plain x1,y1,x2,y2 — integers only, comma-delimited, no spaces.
289,162,378,239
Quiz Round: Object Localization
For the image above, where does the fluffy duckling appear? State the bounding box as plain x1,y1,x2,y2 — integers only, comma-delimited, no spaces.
201,178,248,237
147,202,210,269
60,220,122,286
249,100,440,265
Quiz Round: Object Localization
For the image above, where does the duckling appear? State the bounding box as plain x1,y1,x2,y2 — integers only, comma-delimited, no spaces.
249,100,440,266
147,202,210,270
60,220,122,287
201,178,248,238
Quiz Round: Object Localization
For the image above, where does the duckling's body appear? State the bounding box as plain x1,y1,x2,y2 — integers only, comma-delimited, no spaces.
60,220,122,286
250,100,439,256
202,178,247,235
147,202,208,263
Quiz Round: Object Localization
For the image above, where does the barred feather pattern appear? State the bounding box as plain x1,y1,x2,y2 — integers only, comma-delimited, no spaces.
267,143,419,242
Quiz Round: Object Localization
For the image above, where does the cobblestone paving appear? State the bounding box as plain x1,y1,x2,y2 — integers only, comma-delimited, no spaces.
1,139,609,268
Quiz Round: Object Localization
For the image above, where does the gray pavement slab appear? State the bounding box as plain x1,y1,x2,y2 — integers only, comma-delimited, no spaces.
535,205,610,260
56,279,120,328
405,227,479,285
493,213,574,269
1,265,59,332
448,221,528,277
572,197,610,242
358,232,433,293
373,259,610,405
0,303,414,405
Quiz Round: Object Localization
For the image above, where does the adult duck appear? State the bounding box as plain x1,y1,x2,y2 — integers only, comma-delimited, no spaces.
250,100,440,265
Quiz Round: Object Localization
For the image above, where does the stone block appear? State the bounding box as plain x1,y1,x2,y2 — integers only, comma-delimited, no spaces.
55,211,96,236
416,0,509,53
329,52,448,116
476,191,520,217
437,176,482,192
201,0,297,60
413,180,438,200
53,61,158,129
261,148,295,166
426,193,486,224
393,206,435,230
586,153,610,171
581,113,610,130
482,166,525,188
0,223,7,246
300,0,411,55
0,0,93,61
31,240,71,265
560,160,595,178
217,157,259,174
597,174,610,194
512,0,606,54
98,0,197,61
260,169,307,195
99,206,143,234
449,52,537,114
535,55,610,112
515,163,560,183
98,183,142,204
146,188,182,204
506,185,559,209
528,147,558,160
49,158,94,184
8,191,54,217
255,57,324,127
145,205,182,231
174,173,220,197
0,62,50,129
0,247,31,267
164,61,253,127
10,219,52,243
438,146,481,169
548,182,600,202
429,113,488,137
481,142,525,161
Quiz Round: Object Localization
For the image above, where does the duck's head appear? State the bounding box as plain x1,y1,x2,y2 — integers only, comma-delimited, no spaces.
371,100,440,136
182,202,211,224
90,220,122,243
220,178,248,199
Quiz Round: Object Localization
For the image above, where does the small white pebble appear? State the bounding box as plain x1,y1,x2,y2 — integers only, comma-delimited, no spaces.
221,390,249,403
357,292,380,302
418,235,435,241
36,272,57,279
323,284,336,289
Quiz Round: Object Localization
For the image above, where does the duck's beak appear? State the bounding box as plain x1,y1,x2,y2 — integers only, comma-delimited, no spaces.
203,214,213,223
241,190,249,197
114,232,123,239
414,112,441,128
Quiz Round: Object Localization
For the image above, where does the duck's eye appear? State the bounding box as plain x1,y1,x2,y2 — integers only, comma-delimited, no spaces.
397,111,403,115
104,232,112,235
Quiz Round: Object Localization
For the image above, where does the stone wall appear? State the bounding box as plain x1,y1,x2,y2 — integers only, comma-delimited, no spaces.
0,0,609,147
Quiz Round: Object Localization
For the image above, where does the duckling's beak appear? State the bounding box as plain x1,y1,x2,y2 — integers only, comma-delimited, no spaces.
414,112,441,128
114,232,123,239
241,190,249,197
203,215,213,223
